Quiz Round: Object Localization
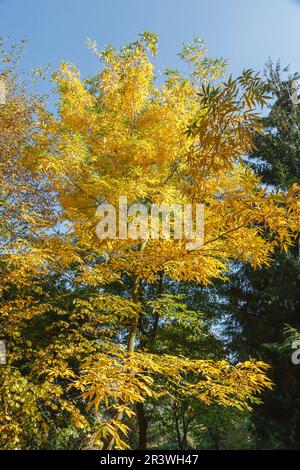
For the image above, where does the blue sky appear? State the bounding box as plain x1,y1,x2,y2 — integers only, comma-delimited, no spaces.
1,0,300,94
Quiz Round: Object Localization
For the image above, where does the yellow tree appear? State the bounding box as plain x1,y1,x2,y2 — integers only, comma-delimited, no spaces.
33,33,300,449
0,42,87,449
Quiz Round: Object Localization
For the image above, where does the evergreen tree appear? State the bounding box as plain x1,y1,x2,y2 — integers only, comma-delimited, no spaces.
220,62,300,449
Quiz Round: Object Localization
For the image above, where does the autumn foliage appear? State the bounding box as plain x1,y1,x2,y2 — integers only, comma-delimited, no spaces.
0,34,299,449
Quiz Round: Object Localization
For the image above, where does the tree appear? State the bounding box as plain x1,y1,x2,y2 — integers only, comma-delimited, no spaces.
218,62,300,449
33,34,299,449
0,41,87,449
1,35,299,450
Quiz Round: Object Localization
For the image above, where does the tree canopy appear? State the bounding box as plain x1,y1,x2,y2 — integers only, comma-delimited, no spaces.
0,35,299,449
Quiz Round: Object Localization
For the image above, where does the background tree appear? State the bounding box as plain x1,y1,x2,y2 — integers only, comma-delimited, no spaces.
0,41,89,449
218,61,300,449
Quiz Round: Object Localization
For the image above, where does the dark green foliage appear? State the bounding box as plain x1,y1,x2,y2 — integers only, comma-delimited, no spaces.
250,60,300,188
219,62,300,449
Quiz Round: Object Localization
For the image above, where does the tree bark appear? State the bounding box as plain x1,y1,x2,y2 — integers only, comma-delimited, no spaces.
104,242,146,450
136,402,147,449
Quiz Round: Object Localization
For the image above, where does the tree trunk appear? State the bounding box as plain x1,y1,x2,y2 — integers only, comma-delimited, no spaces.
104,242,146,450
136,402,147,449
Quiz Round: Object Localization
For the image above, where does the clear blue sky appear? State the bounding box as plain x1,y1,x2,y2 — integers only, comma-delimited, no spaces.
1,0,300,93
